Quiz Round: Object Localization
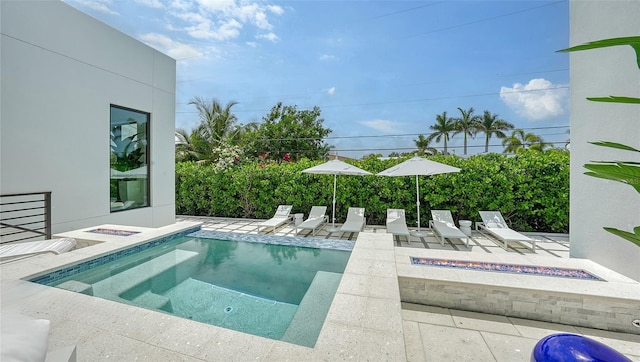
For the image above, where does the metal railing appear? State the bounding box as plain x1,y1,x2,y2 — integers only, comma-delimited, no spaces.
0,192,52,244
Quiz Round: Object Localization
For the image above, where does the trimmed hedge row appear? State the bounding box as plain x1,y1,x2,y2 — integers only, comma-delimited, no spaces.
176,150,569,233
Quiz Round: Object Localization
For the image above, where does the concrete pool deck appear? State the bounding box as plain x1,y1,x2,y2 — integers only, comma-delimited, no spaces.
1,217,639,361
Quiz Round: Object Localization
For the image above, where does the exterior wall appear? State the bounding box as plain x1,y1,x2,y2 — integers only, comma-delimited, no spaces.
569,0,640,280
0,1,176,232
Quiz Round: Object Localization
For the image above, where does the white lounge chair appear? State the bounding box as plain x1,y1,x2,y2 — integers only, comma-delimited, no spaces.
476,211,536,251
296,206,328,236
386,209,410,243
339,207,365,236
429,210,470,248
0,238,77,261
257,205,293,233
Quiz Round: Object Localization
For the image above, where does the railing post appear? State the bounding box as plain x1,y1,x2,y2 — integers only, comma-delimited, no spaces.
44,192,52,239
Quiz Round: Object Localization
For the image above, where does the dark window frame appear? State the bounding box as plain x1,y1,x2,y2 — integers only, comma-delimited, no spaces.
109,104,150,212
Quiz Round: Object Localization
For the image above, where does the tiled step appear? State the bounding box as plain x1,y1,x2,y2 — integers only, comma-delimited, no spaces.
91,249,199,298
281,271,343,347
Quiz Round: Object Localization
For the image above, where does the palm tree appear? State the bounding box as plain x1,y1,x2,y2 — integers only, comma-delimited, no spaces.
453,107,481,155
529,139,550,151
413,134,438,156
174,128,201,162
189,96,239,145
426,111,456,155
476,111,514,153
502,129,544,153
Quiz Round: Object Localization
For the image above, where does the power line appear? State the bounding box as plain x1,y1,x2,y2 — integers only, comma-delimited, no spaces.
175,86,570,114
367,1,444,20
178,125,569,143
403,0,566,39
232,140,570,156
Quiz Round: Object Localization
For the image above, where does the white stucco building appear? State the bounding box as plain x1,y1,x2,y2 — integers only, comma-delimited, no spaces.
1,1,176,233
569,1,640,280
1,0,639,281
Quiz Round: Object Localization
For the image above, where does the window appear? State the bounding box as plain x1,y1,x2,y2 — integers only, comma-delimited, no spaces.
110,105,149,212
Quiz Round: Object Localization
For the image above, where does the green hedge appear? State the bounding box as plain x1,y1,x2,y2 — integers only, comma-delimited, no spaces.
176,150,569,233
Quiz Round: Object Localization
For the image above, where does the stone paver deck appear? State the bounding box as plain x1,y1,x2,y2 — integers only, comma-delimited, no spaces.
0,216,638,361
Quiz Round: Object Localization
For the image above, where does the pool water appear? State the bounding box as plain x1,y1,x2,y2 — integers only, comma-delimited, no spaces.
33,235,351,346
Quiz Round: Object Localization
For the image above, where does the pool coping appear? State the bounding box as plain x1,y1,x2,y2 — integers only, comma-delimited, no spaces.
3,222,638,358
0,225,406,360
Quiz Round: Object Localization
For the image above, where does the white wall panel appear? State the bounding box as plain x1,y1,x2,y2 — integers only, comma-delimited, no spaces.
569,0,640,280
1,1,176,233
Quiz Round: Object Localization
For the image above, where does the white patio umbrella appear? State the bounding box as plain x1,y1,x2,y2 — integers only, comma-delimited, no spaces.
377,157,461,237
302,159,372,232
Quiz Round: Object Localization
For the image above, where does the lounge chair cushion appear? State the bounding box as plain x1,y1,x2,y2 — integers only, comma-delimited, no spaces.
478,211,535,251
386,209,410,237
296,206,328,235
257,205,293,233
1,313,50,362
486,222,504,229
340,207,365,233
0,238,77,260
430,210,470,248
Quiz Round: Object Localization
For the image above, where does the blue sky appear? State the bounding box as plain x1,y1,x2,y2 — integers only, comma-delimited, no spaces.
65,0,570,158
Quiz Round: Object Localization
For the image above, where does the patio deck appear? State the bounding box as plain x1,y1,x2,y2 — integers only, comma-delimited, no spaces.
0,216,638,361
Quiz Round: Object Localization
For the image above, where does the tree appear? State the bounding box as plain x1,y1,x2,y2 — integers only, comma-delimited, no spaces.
413,134,438,155
189,96,239,144
453,107,481,155
181,97,241,164
425,111,456,155
502,129,545,153
175,128,201,162
529,139,550,152
476,111,514,153
242,102,332,161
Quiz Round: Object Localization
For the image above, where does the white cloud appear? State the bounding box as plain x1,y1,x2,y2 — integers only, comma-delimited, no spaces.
169,0,192,11
360,119,401,134
256,32,279,42
500,78,568,121
327,87,336,96
139,33,203,60
253,11,272,30
75,0,119,15
320,54,337,61
195,0,235,13
267,5,284,15
134,0,163,9
246,41,258,47
166,1,283,44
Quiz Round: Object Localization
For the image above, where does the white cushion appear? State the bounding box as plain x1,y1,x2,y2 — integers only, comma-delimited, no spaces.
1,314,50,362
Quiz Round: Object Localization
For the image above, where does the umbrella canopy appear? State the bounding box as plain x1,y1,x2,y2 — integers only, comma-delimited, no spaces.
377,157,461,236
302,159,371,231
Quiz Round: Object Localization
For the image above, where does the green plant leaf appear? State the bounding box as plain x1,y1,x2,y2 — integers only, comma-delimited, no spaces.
589,141,640,152
589,161,640,165
603,226,640,247
557,36,640,69
586,96,640,104
584,162,640,193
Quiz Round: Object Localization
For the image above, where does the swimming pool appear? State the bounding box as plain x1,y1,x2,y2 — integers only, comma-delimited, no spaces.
30,230,353,347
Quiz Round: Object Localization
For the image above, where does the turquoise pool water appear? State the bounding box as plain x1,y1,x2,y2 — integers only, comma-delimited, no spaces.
31,232,352,346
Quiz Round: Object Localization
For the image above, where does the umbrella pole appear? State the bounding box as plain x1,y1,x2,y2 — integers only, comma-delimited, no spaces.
326,173,340,233
412,174,427,237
